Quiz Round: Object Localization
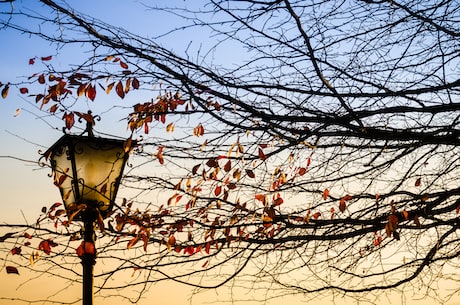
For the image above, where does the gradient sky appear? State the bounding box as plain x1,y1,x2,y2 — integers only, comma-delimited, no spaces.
0,1,459,305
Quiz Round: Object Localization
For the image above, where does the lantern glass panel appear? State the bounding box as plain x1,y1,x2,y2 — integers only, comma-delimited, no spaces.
48,135,131,219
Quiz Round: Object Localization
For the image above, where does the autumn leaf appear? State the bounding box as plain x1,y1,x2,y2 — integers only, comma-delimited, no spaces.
193,123,205,136
38,240,52,255
246,169,255,178
77,241,96,257
385,214,399,237
1,84,9,99
224,160,232,172
255,194,266,203
258,147,267,160
86,83,96,101
6,266,19,275
19,87,28,94
166,123,175,132
339,194,352,212
62,112,75,130
214,185,222,196
312,212,321,220
41,55,52,61
298,167,307,176
29,58,35,65
11,247,21,255
415,177,421,187
402,210,409,220
38,74,45,84
116,81,125,99
192,164,201,175
273,197,284,206
120,61,129,69
132,77,140,89
167,235,176,247
206,158,218,168
127,235,140,250
322,188,329,201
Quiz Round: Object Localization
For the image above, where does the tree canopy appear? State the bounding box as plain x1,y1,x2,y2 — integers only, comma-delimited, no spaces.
0,0,459,304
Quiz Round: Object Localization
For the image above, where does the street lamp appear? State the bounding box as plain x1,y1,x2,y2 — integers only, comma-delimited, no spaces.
44,124,134,305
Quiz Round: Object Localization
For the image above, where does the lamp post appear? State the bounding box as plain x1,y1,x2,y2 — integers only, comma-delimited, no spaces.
44,125,134,305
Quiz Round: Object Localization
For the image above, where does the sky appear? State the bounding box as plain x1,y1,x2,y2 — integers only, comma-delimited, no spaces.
0,1,459,305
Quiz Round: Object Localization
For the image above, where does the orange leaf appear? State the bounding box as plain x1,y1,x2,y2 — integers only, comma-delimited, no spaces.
77,83,87,97
167,235,176,246
127,236,139,250
1,84,9,99
106,82,115,94
402,210,409,220
255,194,266,202
120,61,129,69
312,212,321,220
322,188,329,201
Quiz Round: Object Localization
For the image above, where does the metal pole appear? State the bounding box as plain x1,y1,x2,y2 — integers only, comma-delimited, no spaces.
81,219,96,305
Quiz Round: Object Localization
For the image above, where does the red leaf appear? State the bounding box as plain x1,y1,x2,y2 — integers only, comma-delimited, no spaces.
38,240,52,255
62,112,75,130
86,83,96,101
11,247,21,255
273,197,284,206
224,160,231,172
29,58,35,65
6,266,19,275
41,55,52,61
339,199,347,212
132,77,140,89
374,235,382,246
258,147,267,160
322,188,329,201
19,87,29,94
116,81,125,99
76,241,96,257
38,74,46,84
214,185,222,196
298,167,307,176
312,212,321,219
120,61,129,69
415,177,421,187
